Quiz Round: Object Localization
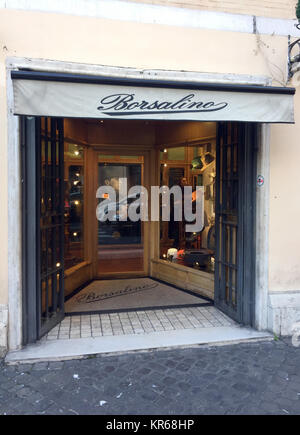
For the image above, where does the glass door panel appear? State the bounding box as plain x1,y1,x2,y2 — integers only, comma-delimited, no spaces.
97,158,144,275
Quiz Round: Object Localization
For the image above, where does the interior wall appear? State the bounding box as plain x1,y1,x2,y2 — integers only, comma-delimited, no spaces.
85,119,217,148
155,121,217,147
64,118,88,143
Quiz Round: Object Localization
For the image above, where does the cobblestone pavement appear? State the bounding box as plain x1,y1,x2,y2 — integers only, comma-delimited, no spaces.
0,338,300,415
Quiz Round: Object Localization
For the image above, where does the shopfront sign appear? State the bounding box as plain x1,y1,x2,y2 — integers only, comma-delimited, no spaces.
11,71,295,123
96,93,229,116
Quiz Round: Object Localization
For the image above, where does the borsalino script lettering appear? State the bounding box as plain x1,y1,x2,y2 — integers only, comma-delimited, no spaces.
97,93,228,116
76,282,159,304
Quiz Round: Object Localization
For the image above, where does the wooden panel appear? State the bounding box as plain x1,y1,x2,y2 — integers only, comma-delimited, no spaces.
94,148,152,278
64,118,87,143
151,259,214,299
87,120,156,146
156,121,216,148
64,262,93,297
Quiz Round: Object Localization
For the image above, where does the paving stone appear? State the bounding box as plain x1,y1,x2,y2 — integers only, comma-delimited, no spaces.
2,338,300,415
32,362,49,371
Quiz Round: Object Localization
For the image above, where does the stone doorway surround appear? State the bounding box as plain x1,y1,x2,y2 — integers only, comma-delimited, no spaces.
5,56,271,352
5,305,272,364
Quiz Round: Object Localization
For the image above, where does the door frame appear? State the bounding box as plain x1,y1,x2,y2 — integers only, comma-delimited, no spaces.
90,146,152,279
21,116,65,343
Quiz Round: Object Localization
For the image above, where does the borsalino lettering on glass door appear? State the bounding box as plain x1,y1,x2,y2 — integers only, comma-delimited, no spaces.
97,93,228,116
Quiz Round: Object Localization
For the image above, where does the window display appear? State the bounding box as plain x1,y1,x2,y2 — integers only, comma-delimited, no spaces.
160,143,216,274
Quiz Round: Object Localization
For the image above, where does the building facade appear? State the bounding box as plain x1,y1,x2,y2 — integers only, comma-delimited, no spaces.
0,0,300,356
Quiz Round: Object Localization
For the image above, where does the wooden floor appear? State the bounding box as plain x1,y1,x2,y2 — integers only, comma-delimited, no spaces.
98,245,144,273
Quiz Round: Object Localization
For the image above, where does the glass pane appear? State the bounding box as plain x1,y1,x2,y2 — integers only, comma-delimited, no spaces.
97,160,144,274
160,143,216,274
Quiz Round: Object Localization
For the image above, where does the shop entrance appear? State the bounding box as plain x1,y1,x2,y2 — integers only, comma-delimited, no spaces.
21,116,256,343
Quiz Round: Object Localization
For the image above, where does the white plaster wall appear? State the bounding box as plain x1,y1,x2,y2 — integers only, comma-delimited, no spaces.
0,304,8,354
268,88,300,293
0,0,299,36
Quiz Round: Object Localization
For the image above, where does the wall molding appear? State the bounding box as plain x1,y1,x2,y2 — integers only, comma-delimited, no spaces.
0,0,299,37
7,57,271,86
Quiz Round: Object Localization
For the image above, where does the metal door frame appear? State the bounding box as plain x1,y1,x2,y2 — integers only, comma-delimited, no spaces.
21,116,65,344
214,122,257,326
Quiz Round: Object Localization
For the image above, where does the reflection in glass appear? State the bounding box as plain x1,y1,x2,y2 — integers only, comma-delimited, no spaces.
97,160,144,274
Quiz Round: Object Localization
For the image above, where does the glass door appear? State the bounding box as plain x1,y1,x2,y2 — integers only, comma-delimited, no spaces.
96,154,145,276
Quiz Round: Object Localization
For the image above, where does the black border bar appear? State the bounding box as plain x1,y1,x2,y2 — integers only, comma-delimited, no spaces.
11,69,296,95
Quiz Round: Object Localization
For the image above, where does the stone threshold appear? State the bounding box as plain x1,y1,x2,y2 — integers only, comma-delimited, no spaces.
5,326,273,364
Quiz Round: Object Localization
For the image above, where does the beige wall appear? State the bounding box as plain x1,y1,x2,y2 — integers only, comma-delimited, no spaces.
0,10,289,76
124,0,298,20
269,89,300,291
0,8,299,308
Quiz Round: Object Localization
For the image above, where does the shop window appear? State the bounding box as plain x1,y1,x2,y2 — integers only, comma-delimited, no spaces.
160,143,216,274
64,144,85,270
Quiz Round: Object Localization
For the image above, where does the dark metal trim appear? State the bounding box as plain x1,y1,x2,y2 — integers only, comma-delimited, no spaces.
11,69,296,95
65,302,213,317
240,123,257,326
214,122,257,326
21,116,39,344
21,116,28,345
